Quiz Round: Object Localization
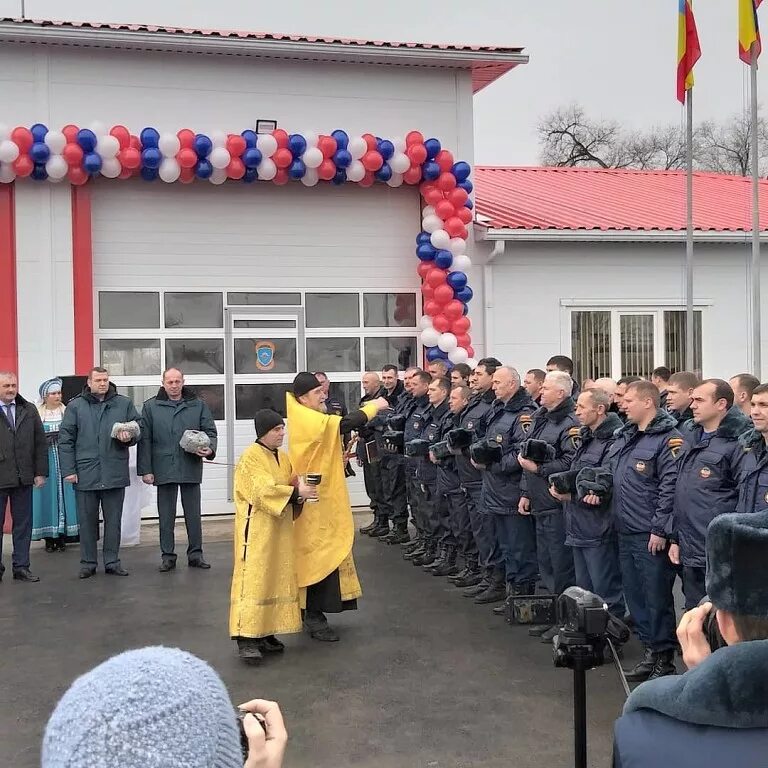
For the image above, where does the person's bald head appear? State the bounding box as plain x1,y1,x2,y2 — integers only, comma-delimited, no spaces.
492,366,521,403
591,377,617,397
361,372,381,397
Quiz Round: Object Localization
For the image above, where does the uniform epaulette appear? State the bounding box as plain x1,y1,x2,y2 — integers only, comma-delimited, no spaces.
667,437,684,447
520,414,532,422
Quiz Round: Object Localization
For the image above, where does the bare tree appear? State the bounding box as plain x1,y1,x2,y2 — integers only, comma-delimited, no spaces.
697,112,768,176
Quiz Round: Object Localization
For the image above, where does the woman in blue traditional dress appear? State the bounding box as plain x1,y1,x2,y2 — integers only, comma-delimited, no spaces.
32,378,78,552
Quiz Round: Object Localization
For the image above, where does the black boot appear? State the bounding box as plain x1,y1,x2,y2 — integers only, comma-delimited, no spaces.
474,572,507,604
359,518,379,534
403,542,426,560
380,527,410,545
448,565,471,583
237,638,264,663
647,650,676,680
412,540,438,566
514,580,537,596
454,559,483,587
623,647,657,683
402,535,423,553
432,546,460,576
423,544,447,571
493,584,514,615
463,574,491,597
369,521,390,538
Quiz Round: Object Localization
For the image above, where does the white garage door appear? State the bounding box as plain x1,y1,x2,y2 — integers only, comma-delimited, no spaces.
90,179,421,516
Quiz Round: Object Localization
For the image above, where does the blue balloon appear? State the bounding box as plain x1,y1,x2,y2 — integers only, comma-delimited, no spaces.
243,167,258,183
241,129,257,149
378,140,395,160
140,127,160,148
452,161,471,182
195,159,213,179
416,243,436,261
141,147,162,170
194,134,212,158
334,149,352,169
242,147,262,169
375,163,392,182
464,199,474,210
332,169,347,186
288,134,307,156
76,129,97,153
30,142,50,163
434,250,453,269
31,123,48,142
422,161,440,181
426,346,449,361
456,286,474,303
331,130,349,150
417,232,432,246
288,159,306,179
31,162,48,181
424,138,441,159
83,152,103,174
462,303,469,316
458,179,473,193
447,271,468,290
140,166,159,181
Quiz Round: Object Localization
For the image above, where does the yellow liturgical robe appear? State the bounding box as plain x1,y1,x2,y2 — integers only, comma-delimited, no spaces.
229,442,302,639
286,393,379,602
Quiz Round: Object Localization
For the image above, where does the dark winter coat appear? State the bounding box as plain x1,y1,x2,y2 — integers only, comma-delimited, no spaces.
0,394,48,489
59,384,141,491
416,400,449,486
560,412,623,547
433,409,462,495
669,405,694,428
520,397,580,516
478,388,537,515
613,639,768,768
736,429,768,515
673,407,751,567
355,387,386,463
137,387,218,486
454,389,495,487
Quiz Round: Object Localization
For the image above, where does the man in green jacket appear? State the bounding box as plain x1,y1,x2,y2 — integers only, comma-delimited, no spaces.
138,368,218,571
59,367,141,579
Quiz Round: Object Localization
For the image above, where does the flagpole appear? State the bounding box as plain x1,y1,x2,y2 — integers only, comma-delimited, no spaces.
750,43,762,378
685,89,695,372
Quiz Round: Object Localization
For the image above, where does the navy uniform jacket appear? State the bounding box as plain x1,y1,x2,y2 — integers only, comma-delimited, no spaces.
403,393,430,475
355,387,386,463
520,398,580,516
416,399,449,485
669,405,693,428
602,410,682,538
433,409,462,495
736,429,768,514
560,411,623,547
454,389,496,488
672,407,750,568
478,388,537,515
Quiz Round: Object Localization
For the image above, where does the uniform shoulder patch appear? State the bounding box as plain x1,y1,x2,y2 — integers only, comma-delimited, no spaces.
519,414,532,434
568,427,581,437
520,414,532,422
668,436,684,458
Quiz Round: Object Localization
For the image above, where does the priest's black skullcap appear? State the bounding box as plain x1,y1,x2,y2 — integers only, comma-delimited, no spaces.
253,409,284,438
293,372,321,398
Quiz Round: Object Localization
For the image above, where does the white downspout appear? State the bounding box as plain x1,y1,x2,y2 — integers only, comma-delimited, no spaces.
482,240,505,359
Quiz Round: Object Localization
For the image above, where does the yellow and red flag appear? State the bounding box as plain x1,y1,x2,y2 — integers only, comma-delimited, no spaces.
739,0,763,64
677,0,701,103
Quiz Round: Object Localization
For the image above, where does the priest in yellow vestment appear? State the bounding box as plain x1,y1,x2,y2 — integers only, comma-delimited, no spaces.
288,372,388,641
230,408,318,663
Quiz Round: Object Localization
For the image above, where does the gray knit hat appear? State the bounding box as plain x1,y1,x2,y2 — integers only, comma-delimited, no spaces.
42,646,242,768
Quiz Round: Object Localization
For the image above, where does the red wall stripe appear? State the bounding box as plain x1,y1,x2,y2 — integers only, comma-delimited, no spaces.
72,184,94,374
0,183,18,374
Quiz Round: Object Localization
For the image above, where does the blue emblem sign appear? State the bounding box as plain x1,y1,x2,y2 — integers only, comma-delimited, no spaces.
255,341,276,371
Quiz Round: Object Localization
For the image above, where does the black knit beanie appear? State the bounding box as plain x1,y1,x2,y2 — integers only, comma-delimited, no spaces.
293,372,321,398
253,409,284,438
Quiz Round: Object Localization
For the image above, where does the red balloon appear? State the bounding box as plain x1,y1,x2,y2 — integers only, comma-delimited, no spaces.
455,333,471,349
118,168,134,180
423,300,441,317
457,225,469,240
424,188,443,206
109,125,131,150
421,284,435,300
444,217,465,238
361,151,383,172
434,284,454,305
406,130,425,146
417,262,433,279
403,166,422,185
435,150,455,173
426,268,447,287
177,147,197,169
273,169,289,185
118,147,141,170
419,181,435,196
358,172,375,188
272,129,289,149
466,345,475,358
437,172,457,191
451,316,471,334
448,187,469,207
273,148,293,169
226,135,247,157
457,206,473,225
62,143,84,167
62,124,79,143
435,200,454,220
67,166,88,186
407,144,427,165
317,136,337,158
130,135,141,151
318,159,336,181
13,155,33,177
362,133,377,151
177,129,196,149
226,157,245,180
444,300,465,320
179,167,196,184
11,127,33,153
432,314,451,333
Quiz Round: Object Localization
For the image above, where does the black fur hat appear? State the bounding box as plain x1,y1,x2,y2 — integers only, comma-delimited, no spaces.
446,427,473,451
575,467,613,500
405,439,431,458
549,471,576,495
382,430,404,451
431,440,452,461
706,509,768,617
387,413,406,432
469,438,503,466
520,439,555,464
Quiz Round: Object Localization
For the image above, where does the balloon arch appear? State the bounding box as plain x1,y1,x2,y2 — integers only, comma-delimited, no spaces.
0,123,476,366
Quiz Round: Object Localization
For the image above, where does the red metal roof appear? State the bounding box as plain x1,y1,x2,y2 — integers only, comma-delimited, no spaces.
0,18,525,93
474,167,768,233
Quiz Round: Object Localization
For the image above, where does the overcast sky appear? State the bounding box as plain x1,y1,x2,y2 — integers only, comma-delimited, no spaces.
0,0,759,165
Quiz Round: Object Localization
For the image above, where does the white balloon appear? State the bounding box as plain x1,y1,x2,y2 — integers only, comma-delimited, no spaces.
420,327,441,347
209,147,231,170
419,315,434,330
0,163,15,184
100,157,122,179
209,167,227,185
348,136,367,160
158,132,181,158
49,174,64,184
390,152,410,174
303,147,323,169
393,136,406,153
301,167,319,186
44,130,66,154
430,229,451,250
303,131,319,149
0,124,9,142
386,173,403,188
449,347,469,364
96,135,120,159
438,333,458,353
89,120,107,136
422,206,436,218
257,157,277,181
45,155,68,180
256,134,278,158
210,130,227,148
159,157,181,183
449,254,473,272
422,215,442,234
0,140,20,163
448,237,467,256
466,357,478,369
346,160,365,182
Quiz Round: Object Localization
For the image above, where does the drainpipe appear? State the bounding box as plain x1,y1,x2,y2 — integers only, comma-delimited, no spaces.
482,239,505,359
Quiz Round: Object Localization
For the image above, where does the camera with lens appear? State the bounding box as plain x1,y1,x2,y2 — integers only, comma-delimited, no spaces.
700,597,728,652
430,440,452,462
405,438,431,458
469,438,502,466
446,427,474,452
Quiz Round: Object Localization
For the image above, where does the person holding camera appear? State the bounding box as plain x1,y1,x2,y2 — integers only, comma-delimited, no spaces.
613,510,768,767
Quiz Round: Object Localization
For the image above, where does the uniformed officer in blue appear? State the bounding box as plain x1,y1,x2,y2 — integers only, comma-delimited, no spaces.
583,380,681,682
471,366,537,607
669,379,750,609
736,382,768,516
548,387,625,619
